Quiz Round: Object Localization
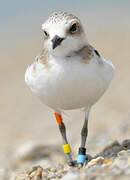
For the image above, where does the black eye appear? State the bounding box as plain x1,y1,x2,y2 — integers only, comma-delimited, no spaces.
69,23,77,33
43,30,48,37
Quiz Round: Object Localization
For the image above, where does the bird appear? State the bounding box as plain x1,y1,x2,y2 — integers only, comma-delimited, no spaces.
25,12,115,167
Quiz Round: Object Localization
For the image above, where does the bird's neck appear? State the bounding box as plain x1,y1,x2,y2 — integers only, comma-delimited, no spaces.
66,42,92,58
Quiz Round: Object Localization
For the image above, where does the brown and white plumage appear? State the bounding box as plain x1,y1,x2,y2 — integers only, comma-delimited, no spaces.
25,12,115,166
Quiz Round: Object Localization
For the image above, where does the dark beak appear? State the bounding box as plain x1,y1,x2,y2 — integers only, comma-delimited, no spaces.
51,35,65,49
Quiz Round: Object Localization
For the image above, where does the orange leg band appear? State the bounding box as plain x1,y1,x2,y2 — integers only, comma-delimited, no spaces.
54,113,63,127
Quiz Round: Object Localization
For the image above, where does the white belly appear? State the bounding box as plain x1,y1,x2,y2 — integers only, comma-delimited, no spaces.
25,57,114,111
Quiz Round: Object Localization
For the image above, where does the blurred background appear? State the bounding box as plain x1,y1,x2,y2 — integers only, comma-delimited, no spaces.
0,0,130,167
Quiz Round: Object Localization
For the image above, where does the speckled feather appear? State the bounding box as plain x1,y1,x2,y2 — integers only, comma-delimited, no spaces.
44,12,80,24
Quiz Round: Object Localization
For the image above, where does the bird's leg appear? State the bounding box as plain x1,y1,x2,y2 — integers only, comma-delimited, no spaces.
54,113,74,166
77,108,91,166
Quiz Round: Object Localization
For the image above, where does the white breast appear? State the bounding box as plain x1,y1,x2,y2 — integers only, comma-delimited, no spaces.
25,56,115,111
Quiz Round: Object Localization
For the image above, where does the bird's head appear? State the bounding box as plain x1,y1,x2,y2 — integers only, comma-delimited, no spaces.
42,12,88,58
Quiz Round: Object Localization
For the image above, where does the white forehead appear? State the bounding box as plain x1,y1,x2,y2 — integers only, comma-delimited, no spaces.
42,12,81,37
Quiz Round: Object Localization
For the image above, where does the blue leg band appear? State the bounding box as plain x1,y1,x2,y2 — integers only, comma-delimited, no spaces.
77,154,86,164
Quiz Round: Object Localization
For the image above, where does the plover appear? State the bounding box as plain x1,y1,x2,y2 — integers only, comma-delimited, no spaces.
25,12,115,166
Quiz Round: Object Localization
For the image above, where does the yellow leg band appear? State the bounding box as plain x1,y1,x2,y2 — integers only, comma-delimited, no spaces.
62,144,71,154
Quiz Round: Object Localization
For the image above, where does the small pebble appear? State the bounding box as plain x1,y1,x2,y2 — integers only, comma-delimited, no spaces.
122,139,130,149
9,139,130,180
50,167,57,173
118,150,128,157
87,156,104,168
102,158,114,169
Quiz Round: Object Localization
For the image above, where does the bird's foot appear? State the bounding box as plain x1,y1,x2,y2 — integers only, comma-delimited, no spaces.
68,160,84,168
67,161,76,167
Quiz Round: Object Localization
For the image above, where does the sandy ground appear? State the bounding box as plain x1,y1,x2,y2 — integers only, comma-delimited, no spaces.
0,25,130,172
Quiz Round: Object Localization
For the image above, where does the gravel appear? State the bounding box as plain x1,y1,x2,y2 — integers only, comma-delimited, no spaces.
2,139,130,180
